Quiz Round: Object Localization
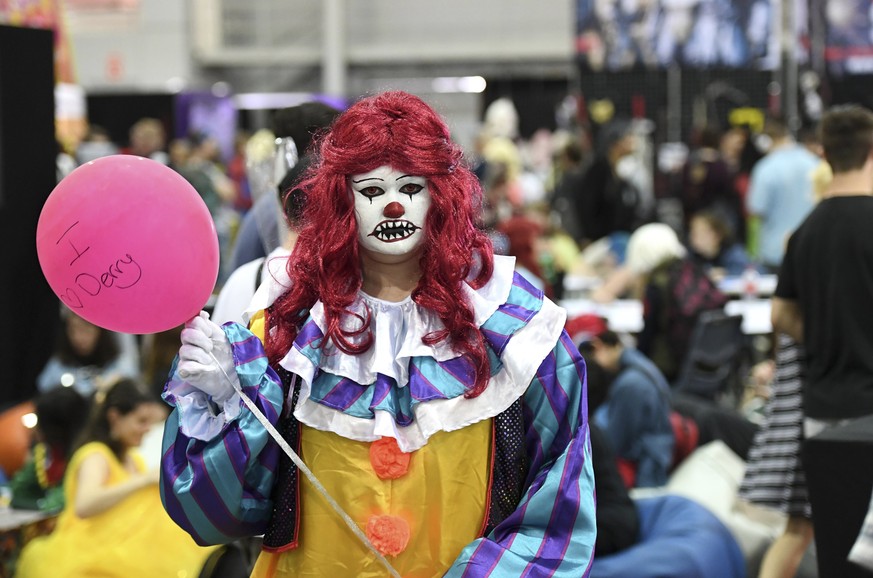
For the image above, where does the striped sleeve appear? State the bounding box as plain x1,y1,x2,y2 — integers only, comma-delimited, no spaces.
159,322,284,546
446,330,597,577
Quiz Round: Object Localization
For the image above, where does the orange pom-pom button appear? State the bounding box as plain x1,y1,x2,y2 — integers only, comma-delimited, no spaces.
366,515,410,557
369,437,411,480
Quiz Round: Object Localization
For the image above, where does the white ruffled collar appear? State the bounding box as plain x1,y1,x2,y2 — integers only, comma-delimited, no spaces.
305,255,516,388
269,255,568,452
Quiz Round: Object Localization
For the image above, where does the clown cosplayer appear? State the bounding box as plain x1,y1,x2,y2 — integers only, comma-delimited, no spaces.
160,91,596,577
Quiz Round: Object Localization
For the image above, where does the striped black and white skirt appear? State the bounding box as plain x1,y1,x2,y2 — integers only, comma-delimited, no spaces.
738,334,811,519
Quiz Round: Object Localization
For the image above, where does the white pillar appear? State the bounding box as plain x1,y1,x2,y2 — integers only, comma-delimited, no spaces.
322,0,346,98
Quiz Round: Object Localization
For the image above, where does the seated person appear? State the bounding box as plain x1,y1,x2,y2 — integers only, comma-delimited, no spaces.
687,209,754,280
590,422,640,556
580,331,675,488
15,378,218,578
37,309,140,398
626,223,728,382
10,387,89,512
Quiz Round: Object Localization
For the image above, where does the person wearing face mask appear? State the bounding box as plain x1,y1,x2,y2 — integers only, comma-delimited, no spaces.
558,119,645,249
159,91,596,577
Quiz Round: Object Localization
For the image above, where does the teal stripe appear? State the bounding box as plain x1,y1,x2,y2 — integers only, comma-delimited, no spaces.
168,406,278,543
372,381,414,415
485,429,595,577
307,347,504,421
523,343,583,454
480,281,544,337
163,411,227,544
554,432,597,577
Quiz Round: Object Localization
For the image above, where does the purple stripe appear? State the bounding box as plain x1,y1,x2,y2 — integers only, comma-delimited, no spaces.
559,332,587,396
250,385,281,423
161,443,207,545
370,375,393,406
319,377,368,410
522,403,545,485
560,331,588,430
221,435,248,489
255,435,278,472
512,272,543,299
461,540,504,578
191,451,245,525
232,334,270,365
235,349,268,366
189,450,262,536
231,333,263,349
481,328,511,356
521,440,584,577
436,356,476,389
536,352,574,454
408,364,451,401
294,320,324,349
496,301,536,323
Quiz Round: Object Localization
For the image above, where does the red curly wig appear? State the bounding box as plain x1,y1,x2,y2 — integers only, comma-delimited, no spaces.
268,91,495,397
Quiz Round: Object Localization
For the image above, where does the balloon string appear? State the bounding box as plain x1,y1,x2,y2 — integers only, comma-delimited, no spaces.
207,351,402,578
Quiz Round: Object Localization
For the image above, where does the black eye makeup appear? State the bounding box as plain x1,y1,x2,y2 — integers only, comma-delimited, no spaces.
399,183,424,199
358,185,385,200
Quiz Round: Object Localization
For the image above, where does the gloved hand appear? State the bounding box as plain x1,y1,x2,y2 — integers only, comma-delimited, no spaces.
177,311,239,403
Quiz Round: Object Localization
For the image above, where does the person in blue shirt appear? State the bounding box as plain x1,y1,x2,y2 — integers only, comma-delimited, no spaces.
746,117,820,271
580,329,675,488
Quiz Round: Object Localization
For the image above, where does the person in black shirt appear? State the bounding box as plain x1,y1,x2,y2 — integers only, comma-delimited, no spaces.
769,104,873,578
556,120,643,248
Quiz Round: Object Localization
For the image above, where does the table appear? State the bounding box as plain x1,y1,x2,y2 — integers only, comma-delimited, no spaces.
724,299,772,335
0,508,55,577
560,298,774,336
560,299,644,334
717,274,778,298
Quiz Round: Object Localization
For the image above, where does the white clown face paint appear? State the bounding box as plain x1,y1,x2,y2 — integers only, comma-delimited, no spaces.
351,165,432,257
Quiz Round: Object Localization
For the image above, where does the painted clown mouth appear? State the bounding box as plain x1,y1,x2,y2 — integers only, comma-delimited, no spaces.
368,220,421,242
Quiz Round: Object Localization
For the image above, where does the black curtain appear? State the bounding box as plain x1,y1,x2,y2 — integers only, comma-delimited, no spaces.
0,25,60,408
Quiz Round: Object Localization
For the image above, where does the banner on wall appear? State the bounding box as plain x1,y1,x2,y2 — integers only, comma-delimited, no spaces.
0,0,75,83
575,0,808,72
820,0,873,75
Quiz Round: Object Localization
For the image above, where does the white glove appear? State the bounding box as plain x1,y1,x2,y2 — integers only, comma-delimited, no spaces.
177,311,239,403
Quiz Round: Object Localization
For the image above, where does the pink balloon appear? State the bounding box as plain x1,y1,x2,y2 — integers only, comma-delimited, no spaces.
36,155,219,334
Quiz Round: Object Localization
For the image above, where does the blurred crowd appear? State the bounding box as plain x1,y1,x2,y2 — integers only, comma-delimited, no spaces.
0,92,854,578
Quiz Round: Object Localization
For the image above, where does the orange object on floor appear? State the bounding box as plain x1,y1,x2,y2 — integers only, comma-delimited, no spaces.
0,401,35,478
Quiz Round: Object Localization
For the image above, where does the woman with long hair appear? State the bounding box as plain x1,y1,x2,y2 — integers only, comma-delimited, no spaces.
15,378,217,578
160,91,595,577
37,310,140,397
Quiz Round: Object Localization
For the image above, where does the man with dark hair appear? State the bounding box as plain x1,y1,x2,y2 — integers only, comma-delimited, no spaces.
746,115,820,271
556,120,644,248
681,125,744,242
229,101,343,271
214,102,342,324
580,330,675,488
768,103,873,577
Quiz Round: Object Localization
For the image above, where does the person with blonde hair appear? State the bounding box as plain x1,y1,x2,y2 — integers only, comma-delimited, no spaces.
626,223,728,382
